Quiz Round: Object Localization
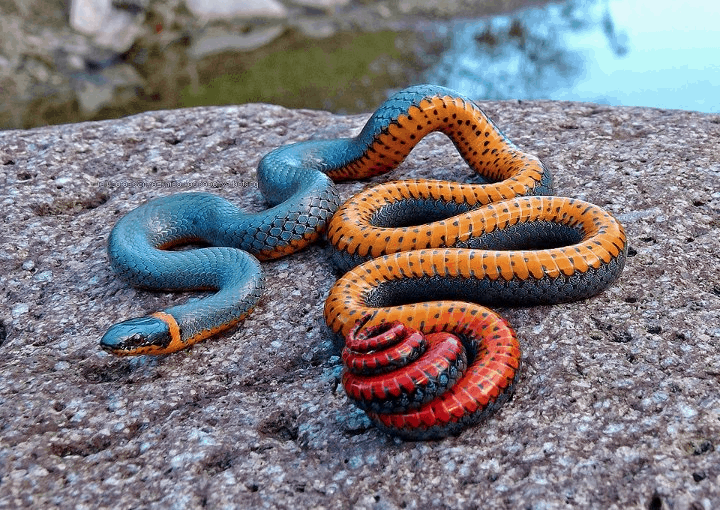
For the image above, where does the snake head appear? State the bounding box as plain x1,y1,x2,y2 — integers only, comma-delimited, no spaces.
100,316,173,356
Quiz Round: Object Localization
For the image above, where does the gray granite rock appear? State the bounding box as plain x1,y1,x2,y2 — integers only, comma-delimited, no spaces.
1,100,719,508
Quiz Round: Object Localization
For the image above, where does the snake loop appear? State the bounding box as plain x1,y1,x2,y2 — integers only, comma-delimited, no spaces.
101,84,558,355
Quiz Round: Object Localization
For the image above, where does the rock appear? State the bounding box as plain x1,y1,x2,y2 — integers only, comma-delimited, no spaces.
188,25,286,58
184,0,288,21
73,63,145,115
70,0,111,34
75,77,115,114
290,0,351,9
295,17,338,38
69,0,145,53
1,100,719,508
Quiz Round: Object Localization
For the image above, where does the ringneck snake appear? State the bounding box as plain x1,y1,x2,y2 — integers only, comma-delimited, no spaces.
101,85,627,440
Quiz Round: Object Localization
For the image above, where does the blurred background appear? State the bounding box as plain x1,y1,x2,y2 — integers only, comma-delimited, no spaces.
1,0,718,130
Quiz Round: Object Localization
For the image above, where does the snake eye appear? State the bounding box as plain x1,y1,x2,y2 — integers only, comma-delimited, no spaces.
100,316,172,355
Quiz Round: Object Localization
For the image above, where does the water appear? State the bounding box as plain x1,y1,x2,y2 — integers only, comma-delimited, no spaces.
425,0,720,113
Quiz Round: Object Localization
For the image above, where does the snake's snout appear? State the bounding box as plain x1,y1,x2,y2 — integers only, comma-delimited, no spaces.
100,316,172,355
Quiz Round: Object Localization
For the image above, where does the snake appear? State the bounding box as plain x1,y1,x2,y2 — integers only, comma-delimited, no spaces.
101,84,627,440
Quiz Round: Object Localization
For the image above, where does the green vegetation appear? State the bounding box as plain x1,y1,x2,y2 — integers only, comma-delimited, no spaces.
180,30,415,113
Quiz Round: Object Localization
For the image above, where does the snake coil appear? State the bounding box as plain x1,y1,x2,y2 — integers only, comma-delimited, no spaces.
342,313,520,440
101,84,626,440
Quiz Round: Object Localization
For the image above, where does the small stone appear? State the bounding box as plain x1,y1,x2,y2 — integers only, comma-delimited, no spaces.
67,54,86,71
70,0,112,34
74,64,144,115
296,18,338,39
290,0,351,8
189,25,285,58
12,303,29,317
75,78,115,115
184,0,288,21
70,0,144,52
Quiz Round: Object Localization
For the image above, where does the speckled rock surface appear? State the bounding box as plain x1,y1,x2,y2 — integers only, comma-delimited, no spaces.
1,100,719,509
